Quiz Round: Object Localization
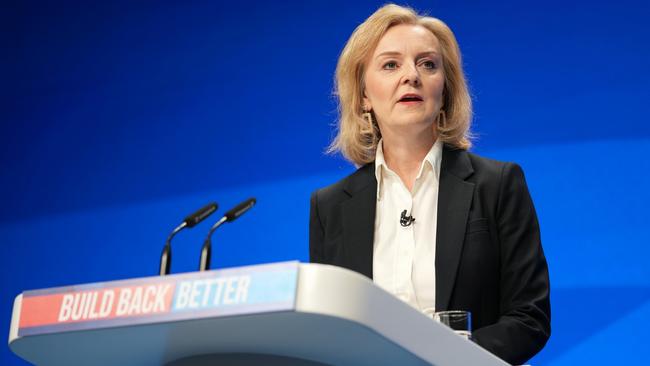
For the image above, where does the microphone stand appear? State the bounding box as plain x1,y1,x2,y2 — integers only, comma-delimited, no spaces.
199,217,227,272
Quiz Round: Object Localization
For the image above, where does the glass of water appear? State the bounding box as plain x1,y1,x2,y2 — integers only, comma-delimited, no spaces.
433,310,472,340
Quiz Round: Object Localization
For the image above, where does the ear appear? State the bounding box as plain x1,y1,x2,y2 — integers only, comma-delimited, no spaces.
362,92,372,112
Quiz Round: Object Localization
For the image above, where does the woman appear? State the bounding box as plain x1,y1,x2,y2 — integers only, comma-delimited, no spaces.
309,4,550,365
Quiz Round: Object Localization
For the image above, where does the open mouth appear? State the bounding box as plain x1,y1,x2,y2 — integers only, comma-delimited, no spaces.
398,94,423,103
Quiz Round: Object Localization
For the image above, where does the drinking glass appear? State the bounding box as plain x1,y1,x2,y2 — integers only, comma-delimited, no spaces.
433,310,472,340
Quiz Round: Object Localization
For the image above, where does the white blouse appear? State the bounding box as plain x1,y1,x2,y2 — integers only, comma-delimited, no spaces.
372,139,442,312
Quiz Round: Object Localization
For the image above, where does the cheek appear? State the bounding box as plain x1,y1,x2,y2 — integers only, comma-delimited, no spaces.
365,75,393,104
427,77,445,105
433,74,445,94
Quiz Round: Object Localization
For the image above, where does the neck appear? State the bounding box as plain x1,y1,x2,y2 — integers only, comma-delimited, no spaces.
381,128,437,191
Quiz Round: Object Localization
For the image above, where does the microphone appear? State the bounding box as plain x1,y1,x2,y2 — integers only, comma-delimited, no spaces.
199,197,257,271
400,209,416,227
159,202,218,276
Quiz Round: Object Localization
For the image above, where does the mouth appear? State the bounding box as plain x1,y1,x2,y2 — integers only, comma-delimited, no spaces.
397,94,424,103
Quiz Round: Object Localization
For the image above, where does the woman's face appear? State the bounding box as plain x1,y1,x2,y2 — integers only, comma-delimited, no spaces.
363,24,445,137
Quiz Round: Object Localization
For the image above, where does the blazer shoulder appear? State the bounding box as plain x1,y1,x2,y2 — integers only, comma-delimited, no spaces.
463,151,533,215
311,163,375,208
464,150,526,181
467,151,507,174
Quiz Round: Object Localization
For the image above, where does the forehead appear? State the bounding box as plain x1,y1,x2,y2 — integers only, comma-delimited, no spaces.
373,24,440,55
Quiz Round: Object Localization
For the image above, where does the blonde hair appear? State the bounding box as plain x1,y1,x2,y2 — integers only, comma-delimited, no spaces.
329,4,473,165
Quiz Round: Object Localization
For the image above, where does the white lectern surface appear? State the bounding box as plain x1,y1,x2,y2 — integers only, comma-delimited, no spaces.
9,262,508,366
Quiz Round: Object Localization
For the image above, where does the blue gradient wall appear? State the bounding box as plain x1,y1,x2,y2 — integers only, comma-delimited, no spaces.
2,1,649,364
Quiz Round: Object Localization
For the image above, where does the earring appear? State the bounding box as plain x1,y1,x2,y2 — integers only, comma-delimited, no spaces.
361,110,374,135
436,109,447,129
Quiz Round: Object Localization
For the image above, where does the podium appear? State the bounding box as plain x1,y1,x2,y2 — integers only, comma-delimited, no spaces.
9,262,508,365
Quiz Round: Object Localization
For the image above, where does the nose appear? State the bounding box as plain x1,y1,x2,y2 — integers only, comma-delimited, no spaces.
402,63,420,86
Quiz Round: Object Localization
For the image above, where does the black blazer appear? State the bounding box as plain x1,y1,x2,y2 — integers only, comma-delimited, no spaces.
309,145,550,365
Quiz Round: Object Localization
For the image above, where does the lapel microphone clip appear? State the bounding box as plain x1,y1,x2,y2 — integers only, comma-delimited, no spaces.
400,209,416,227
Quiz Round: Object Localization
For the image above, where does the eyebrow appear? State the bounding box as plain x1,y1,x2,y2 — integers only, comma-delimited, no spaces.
375,50,440,58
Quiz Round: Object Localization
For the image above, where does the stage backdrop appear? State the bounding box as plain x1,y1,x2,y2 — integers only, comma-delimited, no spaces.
2,1,649,364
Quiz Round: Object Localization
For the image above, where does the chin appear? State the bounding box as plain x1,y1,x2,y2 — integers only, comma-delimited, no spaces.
392,114,434,127
386,120,434,135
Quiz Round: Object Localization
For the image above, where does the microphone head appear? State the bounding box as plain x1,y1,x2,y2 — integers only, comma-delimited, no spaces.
225,198,256,222
184,202,218,228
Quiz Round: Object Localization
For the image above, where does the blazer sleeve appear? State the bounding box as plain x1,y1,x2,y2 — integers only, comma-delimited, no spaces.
309,190,325,264
472,163,551,365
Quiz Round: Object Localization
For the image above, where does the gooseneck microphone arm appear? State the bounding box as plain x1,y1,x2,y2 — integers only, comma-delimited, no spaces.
159,222,186,276
199,216,227,273
199,198,256,271
159,202,218,276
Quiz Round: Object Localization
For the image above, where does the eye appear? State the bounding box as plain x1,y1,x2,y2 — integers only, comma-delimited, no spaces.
382,61,398,70
421,60,437,70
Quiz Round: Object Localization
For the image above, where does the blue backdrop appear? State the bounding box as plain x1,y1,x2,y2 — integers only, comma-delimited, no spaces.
2,0,649,364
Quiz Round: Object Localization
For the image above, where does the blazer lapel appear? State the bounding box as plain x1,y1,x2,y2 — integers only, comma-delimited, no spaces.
342,164,377,279
435,146,475,310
